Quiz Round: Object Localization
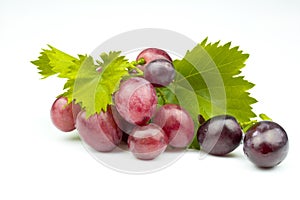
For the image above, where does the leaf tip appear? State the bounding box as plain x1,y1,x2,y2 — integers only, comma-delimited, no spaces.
201,37,208,46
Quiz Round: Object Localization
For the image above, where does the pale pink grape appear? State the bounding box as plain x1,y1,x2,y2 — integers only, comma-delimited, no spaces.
50,97,81,132
76,107,122,152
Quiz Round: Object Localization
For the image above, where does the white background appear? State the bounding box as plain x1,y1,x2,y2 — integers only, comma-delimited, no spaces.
1,0,299,199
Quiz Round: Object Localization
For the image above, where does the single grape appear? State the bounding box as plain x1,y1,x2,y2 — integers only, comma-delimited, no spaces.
197,115,243,156
144,59,175,87
128,123,168,160
76,107,122,152
153,104,194,148
50,96,81,132
114,77,157,126
243,121,289,168
136,48,172,71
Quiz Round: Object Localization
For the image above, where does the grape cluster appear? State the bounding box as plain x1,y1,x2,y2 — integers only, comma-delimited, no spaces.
50,48,289,168
51,48,193,160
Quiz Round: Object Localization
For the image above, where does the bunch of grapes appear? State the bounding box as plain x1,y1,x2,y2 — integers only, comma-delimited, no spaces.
50,48,288,168
51,48,194,159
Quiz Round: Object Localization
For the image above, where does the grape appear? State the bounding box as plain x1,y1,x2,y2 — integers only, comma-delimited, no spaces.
114,77,157,126
243,121,289,168
136,48,172,71
153,104,194,148
50,97,81,132
76,107,122,152
128,123,168,160
197,115,243,156
111,106,136,134
144,59,175,87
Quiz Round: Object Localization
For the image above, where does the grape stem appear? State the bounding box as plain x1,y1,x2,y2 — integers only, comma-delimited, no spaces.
240,120,258,133
259,113,272,121
156,88,168,105
132,58,146,66
128,66,143,76
240,113,273,133
127,59,145,76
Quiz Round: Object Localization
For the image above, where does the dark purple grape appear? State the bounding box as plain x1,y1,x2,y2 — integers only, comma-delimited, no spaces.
144,59,175,87
136,48,172,71
153,104,194,148
50,97,81,132
76,107,122,152
128,123,168,160
114,77,157,126
243,121,289,168
197,115,243,156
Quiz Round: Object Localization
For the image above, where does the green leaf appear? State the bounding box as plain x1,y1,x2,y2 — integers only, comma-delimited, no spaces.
31,45,83,79
61,54,90,102
32,46,130,118
177,39,256,121
31,50,56,78
161,38,257,149
96,51,122,66
72,51,130,117
31,45,88,102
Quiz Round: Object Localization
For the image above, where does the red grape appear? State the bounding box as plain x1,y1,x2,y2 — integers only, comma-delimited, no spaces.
128,123,168,160
136,48,172,71
50,97,81,132
114,77,157,126
153,104,194,148
76,107,122,152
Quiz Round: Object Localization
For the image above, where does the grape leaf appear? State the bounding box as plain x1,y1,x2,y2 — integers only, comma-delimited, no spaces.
72,52,130,117
31,49,56,78
31,45,85,79
31,47,130,117
162,38,257,149
31,45,88,102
